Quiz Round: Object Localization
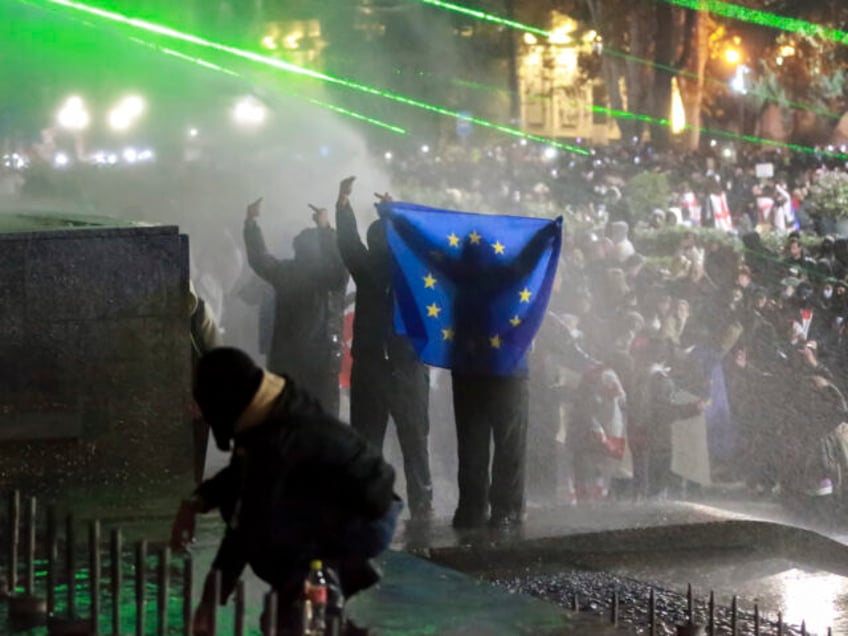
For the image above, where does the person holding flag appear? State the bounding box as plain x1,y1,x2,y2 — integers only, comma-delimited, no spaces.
335,177,434,524
379,200,562,530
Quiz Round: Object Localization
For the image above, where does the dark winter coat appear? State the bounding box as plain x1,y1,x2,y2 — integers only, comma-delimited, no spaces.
244,218,349,378
335,201,419,367
196,375,396,592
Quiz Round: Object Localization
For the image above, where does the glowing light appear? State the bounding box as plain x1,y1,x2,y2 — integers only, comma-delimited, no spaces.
57,95,90,131
780,44,796,57
121,95,145,117
779,570,841,634
523,33,537,45
122,147,138,163
583,30,598,43
261,35,277,50
724,47,741,64
543,147,558,160
384,151,393,161
138,149,154,161
108,107,132,131
671,78,686,134
35,0,585,155
188,127,199,138
421,144,430,154
92,151,106,164
730,64,749,94
54,152,69,167
722,147,733,158
549,26,572,45
233,97,267,126
106,153,118,165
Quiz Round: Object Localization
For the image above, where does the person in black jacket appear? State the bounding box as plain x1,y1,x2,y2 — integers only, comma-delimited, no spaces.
170,348,399,634
335,176,433,522
243,197,349,416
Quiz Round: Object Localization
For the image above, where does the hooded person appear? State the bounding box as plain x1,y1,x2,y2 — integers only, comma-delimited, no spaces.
170,348,400,635
242,197,349,417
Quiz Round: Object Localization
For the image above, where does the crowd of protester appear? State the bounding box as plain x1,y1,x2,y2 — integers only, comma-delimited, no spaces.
7,132,848,517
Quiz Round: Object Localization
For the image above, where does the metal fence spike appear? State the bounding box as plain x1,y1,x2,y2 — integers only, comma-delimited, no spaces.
66,513,75,619
46,506,57,615
183,554,193,636
89,520,100,636
8,490,20,598
708,590,715,636
135,540,146,636
235,579,246,636
110,528,122,636
157,547,169,636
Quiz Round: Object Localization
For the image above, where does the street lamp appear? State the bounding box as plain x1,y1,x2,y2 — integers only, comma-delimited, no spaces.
57,96,90,131
724,47,741,65
232,97,267,127
108,95,146,131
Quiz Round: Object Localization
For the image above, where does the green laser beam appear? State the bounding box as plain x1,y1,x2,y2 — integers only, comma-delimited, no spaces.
304,97,408,135
592,105,848,160
32,0,587,155
663,0,848,46
127,36,408,134
600,47,842,121
417,0,549,37
410,0,843,120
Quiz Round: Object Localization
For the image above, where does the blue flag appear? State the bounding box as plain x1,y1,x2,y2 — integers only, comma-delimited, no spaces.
379,201,562,376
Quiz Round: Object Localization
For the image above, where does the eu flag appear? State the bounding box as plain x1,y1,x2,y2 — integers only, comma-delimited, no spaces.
378,201,562,376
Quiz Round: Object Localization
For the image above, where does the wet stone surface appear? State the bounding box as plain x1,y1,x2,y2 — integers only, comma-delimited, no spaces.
489,570,809,636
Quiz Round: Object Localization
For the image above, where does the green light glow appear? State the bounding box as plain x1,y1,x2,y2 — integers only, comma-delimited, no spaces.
411,0,842,120
592,105,848,160
663,0,848,45
417,0,549,37
33,0,588,155
127,36,407,134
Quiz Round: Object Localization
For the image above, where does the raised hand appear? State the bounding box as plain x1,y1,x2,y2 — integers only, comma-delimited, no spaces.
339,176,356,198
246,197,263,220
309,204,330,228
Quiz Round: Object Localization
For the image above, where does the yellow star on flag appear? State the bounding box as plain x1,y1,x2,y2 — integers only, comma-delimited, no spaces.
442,327,454,341
423,273,437,289
519,287,532,303
448,233,461,248
426,302,442,318
468,230,482,245
509,315,522,327
490,334,502,349
492,240,505,255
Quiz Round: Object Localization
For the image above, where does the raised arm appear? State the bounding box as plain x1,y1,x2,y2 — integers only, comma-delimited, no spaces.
309,203,350,292
334,176,373,281
242,198,292,288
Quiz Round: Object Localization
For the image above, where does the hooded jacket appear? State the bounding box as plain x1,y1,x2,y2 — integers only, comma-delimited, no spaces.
244,218,349,378
195,373,396,591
